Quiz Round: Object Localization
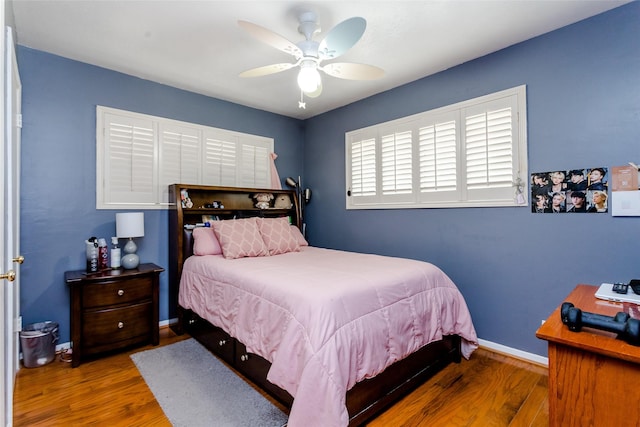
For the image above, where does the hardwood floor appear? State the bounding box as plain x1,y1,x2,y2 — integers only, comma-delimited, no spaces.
13,327,548,426
369,349,549,427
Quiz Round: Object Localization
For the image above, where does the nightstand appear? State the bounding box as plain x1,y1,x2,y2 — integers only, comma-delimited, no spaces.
65,263,163,367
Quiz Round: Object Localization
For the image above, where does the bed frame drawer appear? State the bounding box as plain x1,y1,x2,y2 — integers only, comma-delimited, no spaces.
235,342,294,407
183,311,235,365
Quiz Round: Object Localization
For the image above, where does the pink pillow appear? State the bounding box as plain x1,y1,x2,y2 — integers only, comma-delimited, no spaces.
192,227,222,256
289,225,308,246
257,217,300,255
211,218,269,259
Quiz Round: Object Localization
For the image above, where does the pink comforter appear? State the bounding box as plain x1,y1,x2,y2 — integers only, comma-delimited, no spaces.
179,246,478,427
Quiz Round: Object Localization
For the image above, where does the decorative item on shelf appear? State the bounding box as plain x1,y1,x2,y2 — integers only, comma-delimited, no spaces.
202,215,218,223
204,201,224,209
253,192,274,209
274,193,293,209
180,189,193,208
116,212,145,269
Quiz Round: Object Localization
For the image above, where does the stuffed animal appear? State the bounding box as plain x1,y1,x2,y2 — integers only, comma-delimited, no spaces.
253,193,273,209
274,194,293,209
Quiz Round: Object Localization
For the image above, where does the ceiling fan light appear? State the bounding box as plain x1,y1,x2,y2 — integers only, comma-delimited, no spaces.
297,66,321,93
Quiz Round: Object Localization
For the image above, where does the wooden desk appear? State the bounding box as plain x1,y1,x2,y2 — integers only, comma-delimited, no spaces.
536,284,640,427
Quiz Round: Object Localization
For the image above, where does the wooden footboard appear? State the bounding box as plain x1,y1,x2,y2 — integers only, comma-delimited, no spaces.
177,306,461,426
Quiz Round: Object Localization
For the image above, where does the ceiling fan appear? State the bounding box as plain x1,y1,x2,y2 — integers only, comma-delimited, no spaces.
238,11,384,107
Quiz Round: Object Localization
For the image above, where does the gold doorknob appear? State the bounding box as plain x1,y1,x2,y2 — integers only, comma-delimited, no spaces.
13,255,24,264
1,270,16,282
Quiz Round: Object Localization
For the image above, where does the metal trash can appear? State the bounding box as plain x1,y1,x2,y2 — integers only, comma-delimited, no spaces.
20,321,59,368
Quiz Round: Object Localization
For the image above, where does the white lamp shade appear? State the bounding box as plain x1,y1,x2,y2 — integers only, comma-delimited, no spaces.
297,65,321,93
116,212,145,238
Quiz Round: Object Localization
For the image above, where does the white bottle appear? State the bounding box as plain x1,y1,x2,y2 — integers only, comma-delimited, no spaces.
110,236,121,269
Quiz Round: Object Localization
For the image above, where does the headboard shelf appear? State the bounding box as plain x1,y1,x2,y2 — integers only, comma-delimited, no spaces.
181,208,295,215
167,183,300,320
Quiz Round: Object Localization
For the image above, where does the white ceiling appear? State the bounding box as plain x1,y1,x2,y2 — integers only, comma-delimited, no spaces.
11,0,629,120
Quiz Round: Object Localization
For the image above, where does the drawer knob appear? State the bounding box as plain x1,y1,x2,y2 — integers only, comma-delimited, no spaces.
240,354,249,362
117,289,125,296
218,339,226,346
117,321,124,329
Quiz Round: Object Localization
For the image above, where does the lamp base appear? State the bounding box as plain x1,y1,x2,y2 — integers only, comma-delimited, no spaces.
121,253,140,269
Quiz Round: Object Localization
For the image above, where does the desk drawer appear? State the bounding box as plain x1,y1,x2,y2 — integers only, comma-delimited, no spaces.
82,301,151,347
83,277,152,308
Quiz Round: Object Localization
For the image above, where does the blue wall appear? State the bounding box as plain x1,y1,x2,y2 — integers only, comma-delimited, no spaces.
304,3,640,356
17,2,640,357
17,48,304,344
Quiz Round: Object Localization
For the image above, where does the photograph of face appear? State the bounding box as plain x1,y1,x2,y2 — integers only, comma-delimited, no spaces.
531,168,608,214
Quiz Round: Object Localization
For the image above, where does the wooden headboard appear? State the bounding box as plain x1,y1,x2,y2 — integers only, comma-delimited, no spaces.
167,184,300,321
182,228,194,259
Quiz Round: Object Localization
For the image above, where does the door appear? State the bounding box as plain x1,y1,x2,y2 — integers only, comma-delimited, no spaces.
1,25,22,426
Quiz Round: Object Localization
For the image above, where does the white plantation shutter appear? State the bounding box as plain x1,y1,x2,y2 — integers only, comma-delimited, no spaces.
100,113,156,205
465,107,513,190
158,123,201,204
382,130,412,195
203,131,237,186
347,135,377,206
462,94,520,203
346,85,527,209
97,106,274,209
240,142,270,188
419,119,457,193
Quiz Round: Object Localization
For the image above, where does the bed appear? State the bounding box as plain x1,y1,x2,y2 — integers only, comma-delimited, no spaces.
168,184,478,427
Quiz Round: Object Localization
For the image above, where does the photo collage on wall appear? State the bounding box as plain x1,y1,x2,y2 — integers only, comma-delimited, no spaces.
531,168,608,213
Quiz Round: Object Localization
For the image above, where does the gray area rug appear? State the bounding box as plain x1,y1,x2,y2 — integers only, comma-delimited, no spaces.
131,338,288,427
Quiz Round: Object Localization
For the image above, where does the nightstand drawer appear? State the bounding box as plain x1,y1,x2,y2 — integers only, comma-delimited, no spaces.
82,277,152,308
82,301,152,347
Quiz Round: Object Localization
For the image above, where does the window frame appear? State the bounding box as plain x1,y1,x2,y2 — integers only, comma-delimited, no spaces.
96,106,274,210
345,85,528,209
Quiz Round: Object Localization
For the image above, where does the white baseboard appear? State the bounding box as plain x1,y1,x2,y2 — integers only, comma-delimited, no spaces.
160,318,178,327
478,338,548,367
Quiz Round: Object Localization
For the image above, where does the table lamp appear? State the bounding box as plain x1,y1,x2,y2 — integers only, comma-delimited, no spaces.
116,212,145,269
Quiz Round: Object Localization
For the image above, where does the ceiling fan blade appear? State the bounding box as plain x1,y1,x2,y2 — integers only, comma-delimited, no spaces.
318,17,366,60
239,63,296,78
305,81,323,98
238,20,302,58
321,62,384,80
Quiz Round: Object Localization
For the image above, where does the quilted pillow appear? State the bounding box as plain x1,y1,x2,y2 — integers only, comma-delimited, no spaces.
257,217,300,255
211,218,269,259
289,225,308,246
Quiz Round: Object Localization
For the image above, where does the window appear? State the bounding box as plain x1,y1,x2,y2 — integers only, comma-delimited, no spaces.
346,85,528,209
96,106,273,209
